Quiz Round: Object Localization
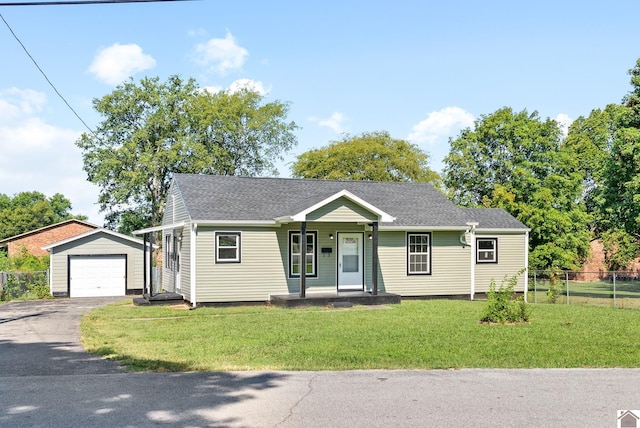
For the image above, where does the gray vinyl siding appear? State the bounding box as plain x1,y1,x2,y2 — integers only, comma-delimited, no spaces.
49,233,143,296
179,230,191,302
193,223,377,302
474,233,527,293
195,227,288,302
179,222,527,303
378,231,472,296
161,183,190,296
306,198,379,222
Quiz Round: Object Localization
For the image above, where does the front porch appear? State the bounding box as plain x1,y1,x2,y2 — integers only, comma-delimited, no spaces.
269,291,401,308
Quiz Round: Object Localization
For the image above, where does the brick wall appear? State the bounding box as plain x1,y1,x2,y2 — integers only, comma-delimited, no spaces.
7,223,96,257
579,240,640,281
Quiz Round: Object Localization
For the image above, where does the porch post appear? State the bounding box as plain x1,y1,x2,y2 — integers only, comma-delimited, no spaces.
149,232,154,297
300,221,306,298
372,221,379,295
143,234,148,295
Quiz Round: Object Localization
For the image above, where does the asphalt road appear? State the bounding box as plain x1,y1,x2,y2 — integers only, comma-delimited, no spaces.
1,298,639,427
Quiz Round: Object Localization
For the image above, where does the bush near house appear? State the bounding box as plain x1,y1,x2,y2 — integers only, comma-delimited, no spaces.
0,247,50,301
480,271,530,323
0,271,49,301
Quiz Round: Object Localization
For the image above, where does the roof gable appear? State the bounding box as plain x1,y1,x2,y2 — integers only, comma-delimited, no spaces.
42,228,146,250
284,190,395,223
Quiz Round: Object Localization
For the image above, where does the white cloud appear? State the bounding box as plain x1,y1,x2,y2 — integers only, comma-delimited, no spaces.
0,87,46,119
407,106,475,174
555,113,573,138
407,106,475,145
309,112,347,134
227,79,268,95
0,88,103,224
193,31,248,75
88,43,156,85
201,85,223,94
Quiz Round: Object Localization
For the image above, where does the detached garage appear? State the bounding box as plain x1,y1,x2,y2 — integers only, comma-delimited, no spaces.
42,228,146,298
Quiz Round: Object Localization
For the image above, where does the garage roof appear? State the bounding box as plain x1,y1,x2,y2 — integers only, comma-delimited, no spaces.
42,228,150,251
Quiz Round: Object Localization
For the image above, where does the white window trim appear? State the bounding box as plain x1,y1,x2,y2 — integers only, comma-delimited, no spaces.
215,232,241,263
407,232,431,275
476,238,498,263
289,231,318,278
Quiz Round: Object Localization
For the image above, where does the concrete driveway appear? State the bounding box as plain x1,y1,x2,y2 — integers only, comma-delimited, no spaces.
1,298,640,427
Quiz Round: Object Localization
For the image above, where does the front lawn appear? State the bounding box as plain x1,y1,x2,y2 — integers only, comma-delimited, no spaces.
81,299,640,371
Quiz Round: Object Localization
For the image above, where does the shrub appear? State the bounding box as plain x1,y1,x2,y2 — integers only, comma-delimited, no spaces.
480,271,530,324
546,273,560,304
0,271,50,301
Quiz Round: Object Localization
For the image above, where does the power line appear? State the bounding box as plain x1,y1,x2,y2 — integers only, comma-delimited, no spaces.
0,0,193,6
0,13,97,137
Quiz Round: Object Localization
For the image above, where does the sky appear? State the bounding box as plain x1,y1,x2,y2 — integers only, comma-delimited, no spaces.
1,0,639,225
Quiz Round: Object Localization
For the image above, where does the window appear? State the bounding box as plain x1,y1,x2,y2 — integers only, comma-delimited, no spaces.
289,231,317,277
477,238,497,263
407,233,431,275
165,234,180,270
164,235,171,268
216,232,241,263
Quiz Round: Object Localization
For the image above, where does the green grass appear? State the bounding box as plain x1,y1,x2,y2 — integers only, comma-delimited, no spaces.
81,299,640,371
529,279,640,308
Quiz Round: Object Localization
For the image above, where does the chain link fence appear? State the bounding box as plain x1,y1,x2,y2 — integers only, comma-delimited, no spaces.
0,271,50,301
528,271,640,309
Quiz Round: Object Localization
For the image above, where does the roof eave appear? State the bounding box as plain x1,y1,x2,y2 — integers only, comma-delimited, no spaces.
379,225,470,231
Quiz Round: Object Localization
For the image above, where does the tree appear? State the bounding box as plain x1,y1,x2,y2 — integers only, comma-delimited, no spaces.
600,59,640,240
564,105,618,229
291,131,441,185
76,75,298,234
443,107,591,271
0,191,83,240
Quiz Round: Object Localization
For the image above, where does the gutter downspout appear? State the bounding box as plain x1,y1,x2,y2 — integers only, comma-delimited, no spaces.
190,223,197,308
467,222,479,300
524,230,529,302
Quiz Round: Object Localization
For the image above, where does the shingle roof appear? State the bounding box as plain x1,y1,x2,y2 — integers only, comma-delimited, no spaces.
172,174,528,230
0,218,98,246
463,208,529,230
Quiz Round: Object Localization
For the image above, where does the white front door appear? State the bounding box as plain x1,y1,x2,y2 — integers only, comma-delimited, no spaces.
337,233,364,291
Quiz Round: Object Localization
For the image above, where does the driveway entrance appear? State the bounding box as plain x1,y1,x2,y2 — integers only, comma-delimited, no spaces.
0,297,126,376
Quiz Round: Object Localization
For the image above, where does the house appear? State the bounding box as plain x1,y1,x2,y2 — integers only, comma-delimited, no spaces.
42,228,146,298
135,174,529,306
0,219,98,257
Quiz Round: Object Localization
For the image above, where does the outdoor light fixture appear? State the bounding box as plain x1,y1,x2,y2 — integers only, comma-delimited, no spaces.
368,234,373,239
329,233,334,239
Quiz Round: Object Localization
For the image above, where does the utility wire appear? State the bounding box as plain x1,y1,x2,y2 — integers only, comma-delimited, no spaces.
0,0,193,6
0,13,97,137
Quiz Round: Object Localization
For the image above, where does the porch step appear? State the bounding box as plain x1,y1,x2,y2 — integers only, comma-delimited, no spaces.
133,292,185,306
269,292,401,308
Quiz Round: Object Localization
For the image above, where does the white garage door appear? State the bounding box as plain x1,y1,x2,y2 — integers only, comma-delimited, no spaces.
69,255,126,297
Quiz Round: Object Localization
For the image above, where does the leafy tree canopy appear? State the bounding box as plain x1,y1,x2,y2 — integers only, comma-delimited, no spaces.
563,105,617,230
0,191,85,240
76,75,298,234
291,131,441,186
443,107,591,271
599,59,640,240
